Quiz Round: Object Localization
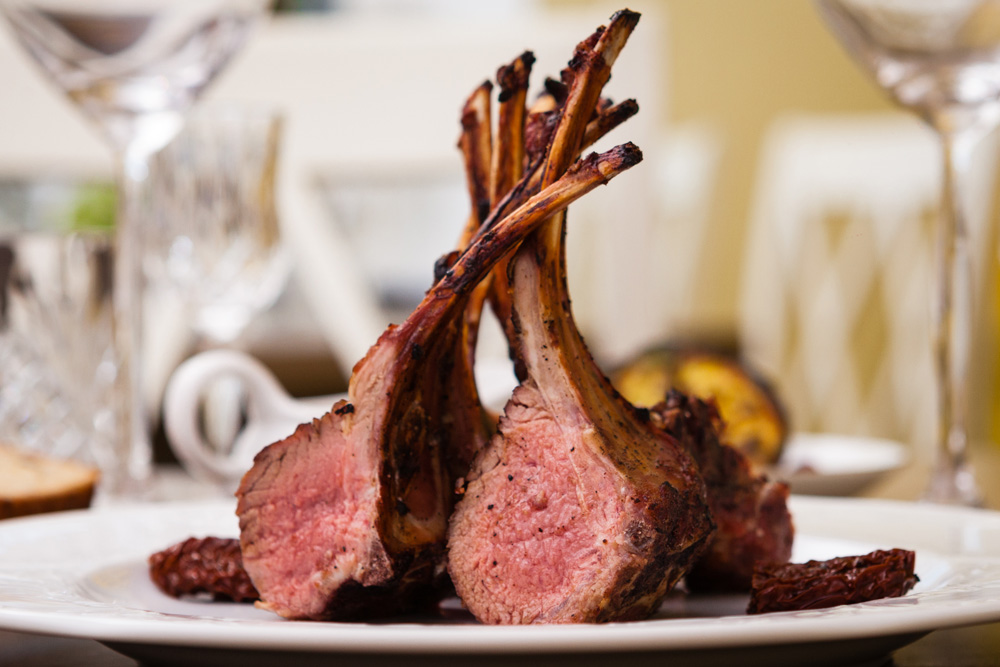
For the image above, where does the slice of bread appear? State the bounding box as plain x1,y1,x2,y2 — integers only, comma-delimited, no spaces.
0,445,100,519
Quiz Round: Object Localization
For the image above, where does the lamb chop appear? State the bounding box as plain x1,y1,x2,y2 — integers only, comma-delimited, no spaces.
459,14,791,599
235,143,642,621
652,391,793,591
447,10,716,625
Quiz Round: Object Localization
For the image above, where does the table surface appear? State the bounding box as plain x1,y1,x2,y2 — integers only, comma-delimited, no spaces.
2,445,999,667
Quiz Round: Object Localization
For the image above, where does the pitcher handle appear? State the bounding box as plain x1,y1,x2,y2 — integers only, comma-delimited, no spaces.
164,349,335,489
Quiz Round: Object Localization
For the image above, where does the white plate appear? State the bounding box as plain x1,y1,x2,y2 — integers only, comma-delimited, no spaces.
771,433,909,496
0,497,998,667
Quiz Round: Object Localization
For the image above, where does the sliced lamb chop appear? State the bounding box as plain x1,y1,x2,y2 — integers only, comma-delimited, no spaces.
236,143,642,621
447,10,715,625
652,391,794,592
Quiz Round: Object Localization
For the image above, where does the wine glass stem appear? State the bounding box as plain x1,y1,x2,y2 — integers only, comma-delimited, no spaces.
112,146,154,496
925,128,983,505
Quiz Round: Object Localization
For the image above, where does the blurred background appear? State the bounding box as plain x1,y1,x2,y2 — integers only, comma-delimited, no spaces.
2,0,999,469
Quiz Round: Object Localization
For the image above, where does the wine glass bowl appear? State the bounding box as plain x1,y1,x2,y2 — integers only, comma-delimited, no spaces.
1,2,262,154
818,1,1000,131
816,0,1000,505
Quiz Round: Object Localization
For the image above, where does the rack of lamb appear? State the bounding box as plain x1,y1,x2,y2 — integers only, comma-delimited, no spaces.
232,7,792,625
235,108,642,622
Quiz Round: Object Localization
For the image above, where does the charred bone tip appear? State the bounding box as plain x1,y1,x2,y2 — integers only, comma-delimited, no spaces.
609,8,641,25
497,51,535,102
571,142,643,181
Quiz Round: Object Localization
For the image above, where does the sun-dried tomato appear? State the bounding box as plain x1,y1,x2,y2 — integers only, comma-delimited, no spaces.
747,548,917,614
149,536,258,602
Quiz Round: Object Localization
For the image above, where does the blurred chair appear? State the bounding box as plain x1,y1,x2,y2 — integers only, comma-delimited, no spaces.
740,112,999,459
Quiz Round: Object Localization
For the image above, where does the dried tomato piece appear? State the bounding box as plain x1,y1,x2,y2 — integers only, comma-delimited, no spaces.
149,536,259,602
747,548,917,614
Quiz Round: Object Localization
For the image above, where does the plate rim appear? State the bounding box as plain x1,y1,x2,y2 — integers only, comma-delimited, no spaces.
0,496,998,655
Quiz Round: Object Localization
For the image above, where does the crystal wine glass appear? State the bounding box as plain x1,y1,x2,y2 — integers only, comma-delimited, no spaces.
0,0,268,496
814,0,1000,505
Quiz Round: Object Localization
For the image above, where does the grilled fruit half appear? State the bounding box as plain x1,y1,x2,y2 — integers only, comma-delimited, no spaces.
612,348,787,466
